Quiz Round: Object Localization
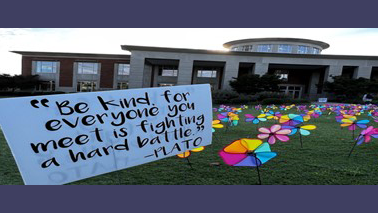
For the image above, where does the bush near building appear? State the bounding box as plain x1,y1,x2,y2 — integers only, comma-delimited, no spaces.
324,76,378,103
229,74,283,95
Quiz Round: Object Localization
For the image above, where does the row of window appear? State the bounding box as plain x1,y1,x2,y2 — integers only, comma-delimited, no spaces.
231,44,321,54
35,61,130,75
35,62,218,78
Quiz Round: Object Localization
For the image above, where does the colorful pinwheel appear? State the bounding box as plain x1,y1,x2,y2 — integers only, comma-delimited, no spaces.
279,114,304,126
219,138,277,184
257,124,292,144
282,124,317,148
177,146,205,169
245,114,267,124
340,117,369,139
349,126,378,157
212,120,224,133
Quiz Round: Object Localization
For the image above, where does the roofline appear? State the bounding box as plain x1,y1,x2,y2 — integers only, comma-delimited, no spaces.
11,51,130,60
121,45,378,60
223,38,330,49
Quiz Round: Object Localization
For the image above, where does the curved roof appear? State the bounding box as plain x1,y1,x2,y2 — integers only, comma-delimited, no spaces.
223,37,330,49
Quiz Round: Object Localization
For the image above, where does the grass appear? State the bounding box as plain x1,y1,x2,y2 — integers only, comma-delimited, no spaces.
2,106,378,185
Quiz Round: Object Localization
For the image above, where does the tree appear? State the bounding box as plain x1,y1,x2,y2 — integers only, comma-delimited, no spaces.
229,73,283,94
323,76,378,100
0,74,40,91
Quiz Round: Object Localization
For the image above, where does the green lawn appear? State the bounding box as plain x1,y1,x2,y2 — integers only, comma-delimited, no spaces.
1,106,378,185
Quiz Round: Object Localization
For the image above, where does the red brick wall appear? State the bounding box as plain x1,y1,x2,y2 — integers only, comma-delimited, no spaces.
99,59,129,89
21,56,129,89
99,59,115,88
21,57,32,76
59,59,75,87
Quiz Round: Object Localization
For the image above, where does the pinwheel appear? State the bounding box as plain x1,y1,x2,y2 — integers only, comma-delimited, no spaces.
282,124,316,148
177,146,205,169
219,138,277,184
266,112,282,121
257,124,292,144
245,114,267,124
217,112,239,127
212,120,224,133
341,117,369,139
279,114,304,126
349,126,378,157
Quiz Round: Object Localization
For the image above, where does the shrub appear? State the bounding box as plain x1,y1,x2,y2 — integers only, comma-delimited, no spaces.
229,74,283,95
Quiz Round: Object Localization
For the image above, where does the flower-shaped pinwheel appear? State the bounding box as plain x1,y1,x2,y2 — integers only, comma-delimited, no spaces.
282,124,316,148
219,138,277,167
177,146,204,158
340,117,369,130
245,114,267,124
349,126,378,157
212,120,224,133
257,124,292,144
355,126,378,145
217,112,239,127
283,124,317,136
279,114,304,126
267,112,282,121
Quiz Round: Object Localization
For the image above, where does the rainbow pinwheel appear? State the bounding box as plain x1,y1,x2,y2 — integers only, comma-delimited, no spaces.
349,126,378,157
279,114,304,126
177,146,205,169
282,124,316,148
219,138,277,184
283,124,317,136
266,112,282,121
177,146,205,158
257,124,292,144
212,120,224,133
340,118,369,130
245,114,267,124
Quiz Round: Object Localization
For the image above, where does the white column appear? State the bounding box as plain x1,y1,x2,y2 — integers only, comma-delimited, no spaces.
325,65,343,82
222,61,240,90
128,52,145,88
354,66,372,79
177,58,194,85
253,63,269,76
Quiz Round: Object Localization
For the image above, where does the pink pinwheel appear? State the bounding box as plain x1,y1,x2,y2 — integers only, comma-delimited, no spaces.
257,124,292,144
356,126,378,145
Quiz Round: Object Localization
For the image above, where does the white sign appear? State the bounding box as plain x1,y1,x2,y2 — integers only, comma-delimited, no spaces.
0,84,212,185
318,98,328,103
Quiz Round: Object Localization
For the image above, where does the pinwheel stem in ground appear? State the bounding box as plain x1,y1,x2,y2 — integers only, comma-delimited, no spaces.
186,157,193,169
299,133,303,148
348,135,360,157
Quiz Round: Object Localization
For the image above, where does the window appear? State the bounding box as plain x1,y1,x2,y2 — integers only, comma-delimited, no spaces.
241,45,253,52
159,66,178,76
158,83,175,87
312,48,320,54
77,62,99,74
197,70,217,78
77,81,97,92
117,82,129,90
278,44,293,53
36,81,55,91
257,44,273,52
275,70,289,81
297,46,310,54
117,64,130,75
35,61,58,73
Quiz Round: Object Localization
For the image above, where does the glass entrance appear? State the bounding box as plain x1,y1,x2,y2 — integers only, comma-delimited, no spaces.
279,84,303,99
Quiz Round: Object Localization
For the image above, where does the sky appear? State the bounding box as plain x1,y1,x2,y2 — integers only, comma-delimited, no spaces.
1,28,378,75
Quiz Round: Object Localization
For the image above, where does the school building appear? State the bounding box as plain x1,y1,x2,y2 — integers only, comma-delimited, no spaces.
13,37,378,99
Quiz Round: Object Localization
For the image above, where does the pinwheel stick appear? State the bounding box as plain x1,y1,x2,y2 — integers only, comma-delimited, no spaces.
251,153,262,185
348,135,360,158
186,157,193,169
299,133,303,148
